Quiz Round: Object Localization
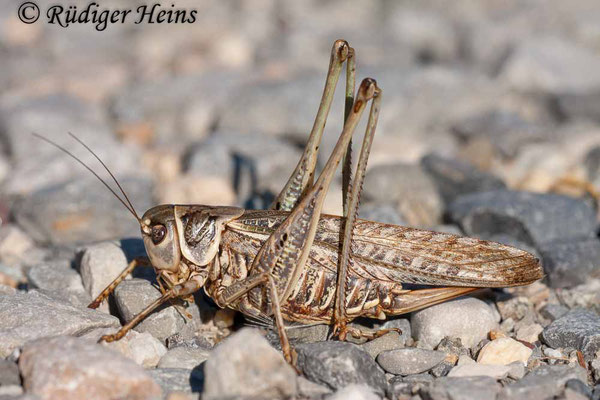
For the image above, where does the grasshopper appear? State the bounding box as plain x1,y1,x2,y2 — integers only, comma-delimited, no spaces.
37,39,543,364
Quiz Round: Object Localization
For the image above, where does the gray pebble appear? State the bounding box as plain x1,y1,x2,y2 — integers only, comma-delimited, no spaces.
421,153,506,205
187,132,302,202
0,291,119,357
422,376,501,400
360,331,405,359
147,368,203,394
158,346,210,369
19,336,162,400
541,308,600,360
0,359,20,386
448,190,596,247
13,177,154,245
363,163,443,228
500,37,600,95
114,278,185,342
297,376,332,399
359,204,407,226
498,365,588,400
411,297,499,349
539,304,569,323
449,110,548,158
295,341,387,396
585,146,600,182
539,238,600,288
565,379,593,399
203,328,297,399
376,348,445,375
26,262,84,293
79,242,129,302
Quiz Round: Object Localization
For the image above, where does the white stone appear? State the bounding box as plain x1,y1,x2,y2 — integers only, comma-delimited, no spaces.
203,328,297,399
477,337,532,365
127,331,167,368
0,225,34,266
19,336,162,400
516,323,543,343
158,346,210,369
411,297,499,349
328,384,380,400
448,363,511,379
79,241,129,313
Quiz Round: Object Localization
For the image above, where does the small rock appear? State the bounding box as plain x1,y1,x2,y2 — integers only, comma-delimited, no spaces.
19,336,162,400
363,163,443,228
565,379,593,399
539,304,569,322
114,278,185,342
148,368,203,394
0,385,24,397
500,37,600,94
381,318,412,344
360,331,405,359
449,110,548,159
26,261,85,293
0,225,35,267
387,374,432,398
359,204,407,226
457,354,476,365
477,337,533,365
0,359,20,386
297,376,332,398
508,361,527,380
295,341,387,396
448,190,596,247
158,346,210,369
585,146,600,182
422,376,501,400
516,323,544,343
186,132,302,201
157,174,237,207
0,290,119,357
421,153,506,205
327,384,381,400
411,297,499,349
542,308,600,360
447,363,511,379
79,241,129,306
203,328,297,399
212,308,236,329
13,177,154,245
499,365,588,400
558,280,600,314
376,348,445,375
128,331,167,368
544,347,564,357
539,238,600,288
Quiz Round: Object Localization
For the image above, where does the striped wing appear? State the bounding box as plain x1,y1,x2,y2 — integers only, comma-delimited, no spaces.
227,210,544,288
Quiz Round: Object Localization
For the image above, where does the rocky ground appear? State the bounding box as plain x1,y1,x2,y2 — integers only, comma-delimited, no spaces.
2,0,600,399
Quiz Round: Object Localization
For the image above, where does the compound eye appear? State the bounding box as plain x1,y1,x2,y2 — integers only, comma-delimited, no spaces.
151,224,167,245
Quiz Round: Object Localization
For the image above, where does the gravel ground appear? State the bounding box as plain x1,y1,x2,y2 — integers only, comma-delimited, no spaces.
1,1,600,399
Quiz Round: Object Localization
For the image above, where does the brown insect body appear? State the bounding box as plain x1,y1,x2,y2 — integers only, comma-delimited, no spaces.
142,204,542,326
37,39,544,364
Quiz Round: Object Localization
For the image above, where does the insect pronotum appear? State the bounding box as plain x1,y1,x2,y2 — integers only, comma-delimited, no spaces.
36,39,543,364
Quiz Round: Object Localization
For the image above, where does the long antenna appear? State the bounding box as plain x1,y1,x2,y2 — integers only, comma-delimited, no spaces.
32,133,141,223
67,132,140,221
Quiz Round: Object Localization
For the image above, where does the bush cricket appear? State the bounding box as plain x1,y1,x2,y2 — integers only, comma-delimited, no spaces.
36,39,544,364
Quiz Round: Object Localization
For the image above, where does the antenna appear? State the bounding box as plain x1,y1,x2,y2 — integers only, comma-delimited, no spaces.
32,132,141,223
